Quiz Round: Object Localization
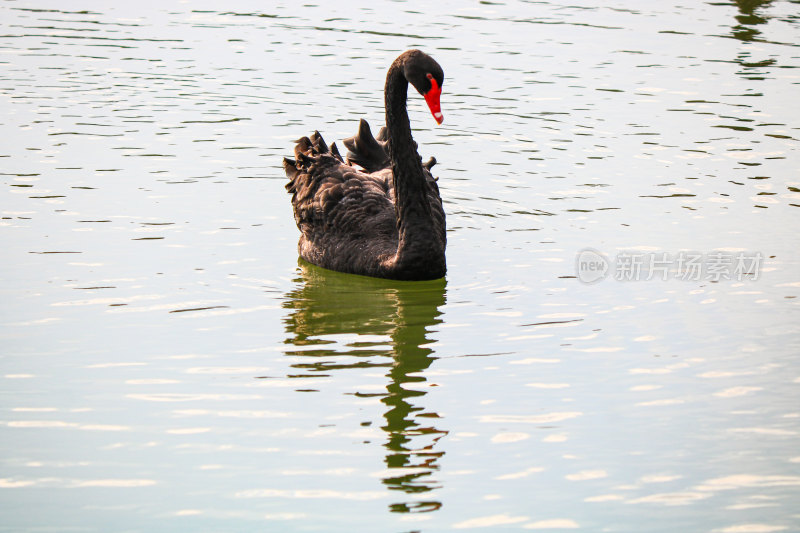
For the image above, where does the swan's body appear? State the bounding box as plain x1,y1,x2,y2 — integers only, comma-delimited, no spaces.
284,50,446,281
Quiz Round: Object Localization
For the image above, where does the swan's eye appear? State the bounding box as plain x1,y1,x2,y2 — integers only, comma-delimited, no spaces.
425,73,437,91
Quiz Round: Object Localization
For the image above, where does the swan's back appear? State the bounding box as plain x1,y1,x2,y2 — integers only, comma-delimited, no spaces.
284,126,397,276
343,118,391,172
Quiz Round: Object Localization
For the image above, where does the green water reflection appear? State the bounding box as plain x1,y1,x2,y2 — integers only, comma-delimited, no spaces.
282,261,448,513
732,0,773,42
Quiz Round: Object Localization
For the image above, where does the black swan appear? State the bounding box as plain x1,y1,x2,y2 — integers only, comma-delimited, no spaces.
284,49,446,281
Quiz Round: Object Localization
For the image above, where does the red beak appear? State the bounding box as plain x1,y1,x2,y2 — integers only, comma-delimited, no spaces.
424,76,444,125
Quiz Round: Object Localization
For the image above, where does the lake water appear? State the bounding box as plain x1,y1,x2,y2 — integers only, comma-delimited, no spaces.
2,1,799,531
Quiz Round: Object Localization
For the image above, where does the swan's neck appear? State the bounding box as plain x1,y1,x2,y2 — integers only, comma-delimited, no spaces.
385,62,443,271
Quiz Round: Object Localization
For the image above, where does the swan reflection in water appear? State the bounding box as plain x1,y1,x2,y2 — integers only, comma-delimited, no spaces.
282,261,448,513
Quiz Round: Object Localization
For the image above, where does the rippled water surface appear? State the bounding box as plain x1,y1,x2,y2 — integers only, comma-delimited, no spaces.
2,1,800,531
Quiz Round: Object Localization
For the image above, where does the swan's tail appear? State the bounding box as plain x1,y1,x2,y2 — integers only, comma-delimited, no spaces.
283,130,343,185
284,130,349,234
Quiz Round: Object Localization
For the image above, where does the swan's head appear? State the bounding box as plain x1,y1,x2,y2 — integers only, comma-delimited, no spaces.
403,50,445,125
